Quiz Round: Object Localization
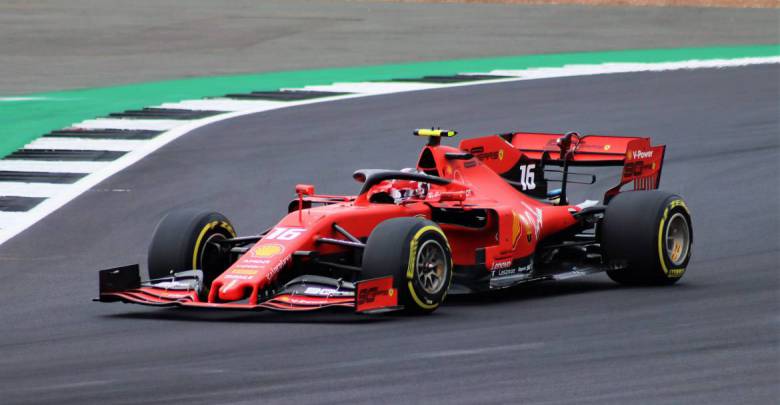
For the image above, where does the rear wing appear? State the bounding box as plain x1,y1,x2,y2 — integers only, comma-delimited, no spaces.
459,132,665,202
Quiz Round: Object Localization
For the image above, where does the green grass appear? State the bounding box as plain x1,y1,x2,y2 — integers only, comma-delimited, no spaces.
1,44,777,158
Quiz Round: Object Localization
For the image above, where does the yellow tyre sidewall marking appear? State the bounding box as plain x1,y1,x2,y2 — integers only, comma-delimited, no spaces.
406,225,451,310
192,220,236,269
657,199,689,278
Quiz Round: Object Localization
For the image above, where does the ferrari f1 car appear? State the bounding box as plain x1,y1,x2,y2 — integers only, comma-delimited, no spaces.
97,129,693,314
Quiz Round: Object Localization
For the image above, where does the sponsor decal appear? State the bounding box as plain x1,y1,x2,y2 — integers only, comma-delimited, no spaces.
224,274,253,281
356,276,397,312
464,160,477,168
275,295,330,306
469,147,503,161
252,244,284,258
544,139,607,151
489,259,534,289
357,286,395,305
519,202,543,241
491,259,513,270
230,268,258,275
266,256,291,281
632,149,653,159
302,286,352,297
241,258,271,266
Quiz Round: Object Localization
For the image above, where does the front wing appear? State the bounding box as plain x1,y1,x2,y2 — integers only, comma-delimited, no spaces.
95,265,401,314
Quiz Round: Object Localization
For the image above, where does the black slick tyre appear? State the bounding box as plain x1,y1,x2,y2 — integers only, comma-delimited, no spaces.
148,209,237,292
361,217,453,314
602,191,693,285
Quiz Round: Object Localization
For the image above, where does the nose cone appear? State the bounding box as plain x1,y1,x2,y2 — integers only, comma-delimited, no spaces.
218,280,247,302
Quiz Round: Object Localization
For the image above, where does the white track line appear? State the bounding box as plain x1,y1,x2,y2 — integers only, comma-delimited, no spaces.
23,138,146,152
157,99,286,112
298,82,446,94
0,212,33,230
488,56,780,78
74,118,184,131
0,160,106,173
0,56,777,246
0,182,71,198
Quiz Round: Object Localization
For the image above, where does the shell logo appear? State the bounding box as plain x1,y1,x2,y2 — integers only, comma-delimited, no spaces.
252,244,284,258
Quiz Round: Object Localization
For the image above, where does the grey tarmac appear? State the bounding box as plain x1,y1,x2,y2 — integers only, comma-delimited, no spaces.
0,64,777,404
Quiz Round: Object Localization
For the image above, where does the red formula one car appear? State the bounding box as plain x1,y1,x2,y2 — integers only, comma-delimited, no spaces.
97,129,693,314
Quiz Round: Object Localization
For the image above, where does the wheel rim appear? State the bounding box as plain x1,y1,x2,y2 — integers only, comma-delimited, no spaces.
415,239,447,294
199,232,227,276
665,213,690,266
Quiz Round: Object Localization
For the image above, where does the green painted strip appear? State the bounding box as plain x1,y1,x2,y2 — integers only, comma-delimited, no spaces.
1,44,777,158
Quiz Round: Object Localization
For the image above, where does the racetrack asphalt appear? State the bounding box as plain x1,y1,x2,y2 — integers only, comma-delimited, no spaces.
2,0,778,94
0,64,777,404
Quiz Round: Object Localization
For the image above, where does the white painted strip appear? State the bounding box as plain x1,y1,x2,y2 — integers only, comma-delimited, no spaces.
0,97,49,102
0,212,32,230
73,118,183,131
297,81,445,94
0,160,106,173
0,182,70,198
23,138,145,152
156,99,285,112
0,56,777,245
488,56,780,78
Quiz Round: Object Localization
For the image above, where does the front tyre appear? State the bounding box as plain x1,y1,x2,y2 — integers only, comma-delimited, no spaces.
602,191,693,285
148,209,237,293
361,218,453,314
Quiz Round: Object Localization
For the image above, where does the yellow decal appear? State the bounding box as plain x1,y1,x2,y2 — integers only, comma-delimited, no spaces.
231,268,258,275
498,149,505,160
511,210,523,249
252,244,284,258
604,144,611,151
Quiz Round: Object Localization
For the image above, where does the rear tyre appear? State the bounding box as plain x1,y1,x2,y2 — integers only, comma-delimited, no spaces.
148,209,237,293
602,191,693,285
361,217,452,314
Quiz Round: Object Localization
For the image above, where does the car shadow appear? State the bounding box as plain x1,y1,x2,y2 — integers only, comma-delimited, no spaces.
446,279,620,306
103,307,397,324
101,278,637,324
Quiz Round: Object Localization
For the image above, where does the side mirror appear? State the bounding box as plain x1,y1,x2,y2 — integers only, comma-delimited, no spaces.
295,184,315,196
